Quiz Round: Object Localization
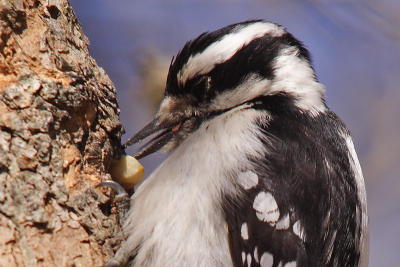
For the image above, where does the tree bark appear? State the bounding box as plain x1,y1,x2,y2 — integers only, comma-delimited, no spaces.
0,0,125,266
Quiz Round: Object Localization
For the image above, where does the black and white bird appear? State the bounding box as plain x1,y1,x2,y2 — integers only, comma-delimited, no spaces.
108,20,368,267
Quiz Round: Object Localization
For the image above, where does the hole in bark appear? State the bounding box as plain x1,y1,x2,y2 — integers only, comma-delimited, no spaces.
33,222,53,233
47,5,60,19
81,223,93,235
99,200,112,217
0,164,8,173
44,192,56,205
0,10,27,35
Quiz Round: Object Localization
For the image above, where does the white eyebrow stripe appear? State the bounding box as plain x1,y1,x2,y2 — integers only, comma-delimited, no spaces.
178,22,285,85
210,74,272,110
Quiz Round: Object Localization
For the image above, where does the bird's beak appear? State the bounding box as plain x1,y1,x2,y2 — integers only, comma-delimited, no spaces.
123,117,181,159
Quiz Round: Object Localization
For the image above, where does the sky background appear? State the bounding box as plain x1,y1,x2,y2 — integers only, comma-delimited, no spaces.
69,1,400,266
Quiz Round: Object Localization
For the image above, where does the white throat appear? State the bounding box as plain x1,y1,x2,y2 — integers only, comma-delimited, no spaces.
122,107,267,267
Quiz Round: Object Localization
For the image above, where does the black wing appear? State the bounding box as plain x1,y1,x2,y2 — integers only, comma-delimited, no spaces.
223,100,362,267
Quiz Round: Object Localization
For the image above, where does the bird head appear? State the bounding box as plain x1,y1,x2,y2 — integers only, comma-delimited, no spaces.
125,20,326,158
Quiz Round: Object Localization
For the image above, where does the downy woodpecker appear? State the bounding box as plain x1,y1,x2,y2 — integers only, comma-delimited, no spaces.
107,20,368,267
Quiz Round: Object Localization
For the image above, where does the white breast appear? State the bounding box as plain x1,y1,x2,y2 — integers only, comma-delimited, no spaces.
122,106,267,267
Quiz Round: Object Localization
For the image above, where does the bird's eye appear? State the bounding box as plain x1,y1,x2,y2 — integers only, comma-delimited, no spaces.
205,76,212,92
187,75,212,102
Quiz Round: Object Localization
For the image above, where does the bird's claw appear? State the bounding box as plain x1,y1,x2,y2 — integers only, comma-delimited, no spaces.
97,180,131,221
97,180,128,197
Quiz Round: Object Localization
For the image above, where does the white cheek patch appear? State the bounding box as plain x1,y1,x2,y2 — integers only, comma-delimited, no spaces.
270,46,326,115
178,22,285,85
253,191,280,224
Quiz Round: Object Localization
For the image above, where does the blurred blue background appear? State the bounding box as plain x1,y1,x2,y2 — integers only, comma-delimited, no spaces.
69,1,400,266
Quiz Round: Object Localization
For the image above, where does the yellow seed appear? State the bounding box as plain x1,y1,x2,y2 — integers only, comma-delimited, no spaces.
110,155,144,189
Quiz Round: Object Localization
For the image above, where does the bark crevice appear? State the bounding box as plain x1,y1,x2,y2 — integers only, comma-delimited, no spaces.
0,0,125,266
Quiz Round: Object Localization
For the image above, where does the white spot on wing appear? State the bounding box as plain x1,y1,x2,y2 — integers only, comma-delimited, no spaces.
293,220,305,241
241,222,249,240
284,261,297,267
270,46,326,115
254,246,259,263
253,191,280,224
260,252,273,267
238,170,259,190
178,22,285,84
275,213,290,230
247,253,252,267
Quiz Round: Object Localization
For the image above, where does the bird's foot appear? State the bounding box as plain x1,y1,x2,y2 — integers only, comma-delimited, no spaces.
97,180,131,221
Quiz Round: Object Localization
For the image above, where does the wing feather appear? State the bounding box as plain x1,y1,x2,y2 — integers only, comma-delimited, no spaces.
223,100,362,267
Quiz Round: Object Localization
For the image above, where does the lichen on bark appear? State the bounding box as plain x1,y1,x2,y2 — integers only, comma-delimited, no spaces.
0,0,125,266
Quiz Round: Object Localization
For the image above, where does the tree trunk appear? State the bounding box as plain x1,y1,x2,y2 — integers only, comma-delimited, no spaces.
0,0,125,266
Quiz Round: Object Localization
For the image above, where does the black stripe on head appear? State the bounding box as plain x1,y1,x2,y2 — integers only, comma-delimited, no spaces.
165,20,314,107
208,35,280,96
208,31,312,96
166,20,265,96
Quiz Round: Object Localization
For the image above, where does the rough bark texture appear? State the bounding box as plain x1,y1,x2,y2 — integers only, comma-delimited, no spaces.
0,0,125,266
